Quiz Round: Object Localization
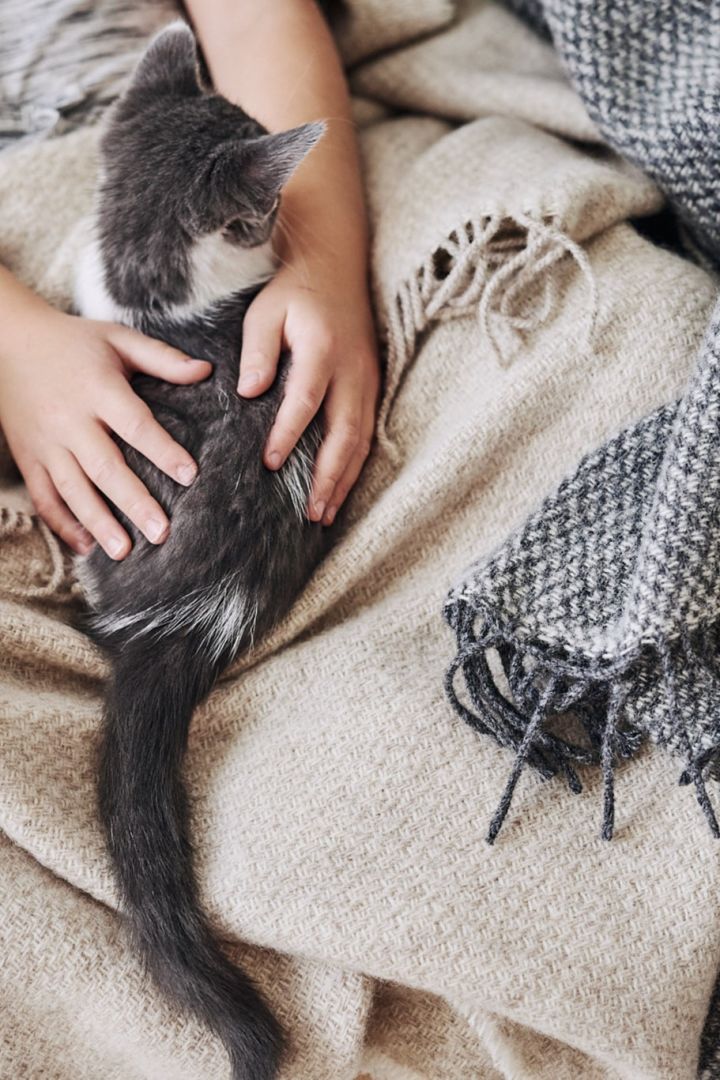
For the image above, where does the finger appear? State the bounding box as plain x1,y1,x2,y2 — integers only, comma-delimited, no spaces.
74,429,171,547
306,395,362,522
25,462,95,554
237,299,283,396
321,419,373,525
49,450,132,560
109,325,212,383
102,382,198,486
264,361,330,470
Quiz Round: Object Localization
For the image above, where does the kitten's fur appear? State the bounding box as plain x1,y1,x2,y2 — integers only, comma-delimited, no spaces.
74,22,328,1080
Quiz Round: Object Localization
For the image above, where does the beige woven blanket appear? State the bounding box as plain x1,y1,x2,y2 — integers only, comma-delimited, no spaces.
2,3,719,1077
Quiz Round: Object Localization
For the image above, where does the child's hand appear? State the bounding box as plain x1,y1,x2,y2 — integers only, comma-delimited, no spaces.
187,0,381,526
0,305,211,558
238,260,380,527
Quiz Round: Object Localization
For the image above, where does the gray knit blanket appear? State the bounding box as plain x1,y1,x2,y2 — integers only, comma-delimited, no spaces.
444,0,720,845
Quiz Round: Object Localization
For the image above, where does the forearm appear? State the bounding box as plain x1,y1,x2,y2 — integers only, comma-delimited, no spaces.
0,264,64,358
184,0,368,285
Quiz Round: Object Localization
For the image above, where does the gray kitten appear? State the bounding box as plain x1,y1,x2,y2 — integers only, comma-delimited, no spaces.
74,21,328,1080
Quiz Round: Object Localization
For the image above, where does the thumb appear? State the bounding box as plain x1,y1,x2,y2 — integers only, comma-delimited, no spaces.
237,293,283,397
110,325,213,383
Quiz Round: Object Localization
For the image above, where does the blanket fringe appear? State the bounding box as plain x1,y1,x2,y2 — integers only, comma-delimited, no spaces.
380,212,597,454
445,597,720,843
660,645,720,838
0,505,68,597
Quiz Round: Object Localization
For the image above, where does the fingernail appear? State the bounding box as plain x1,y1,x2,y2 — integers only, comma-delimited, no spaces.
267,450,282,469
145,517,167,543
313,500,326,520
176,462,197,486
238,371,261,393
324,506,337,526
108,535,125,558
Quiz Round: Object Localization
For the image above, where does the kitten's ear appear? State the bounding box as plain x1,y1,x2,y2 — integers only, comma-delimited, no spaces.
246,121,327,191
212,121,326,209
126,20,204,99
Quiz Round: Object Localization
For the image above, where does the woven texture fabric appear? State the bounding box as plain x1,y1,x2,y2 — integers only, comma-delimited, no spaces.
445,0,720,893
543,0,720,265
3,2,720,1078
0,0,176,147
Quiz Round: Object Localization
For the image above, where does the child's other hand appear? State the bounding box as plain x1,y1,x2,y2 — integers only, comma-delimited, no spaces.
237,261,380,527
187,0,378,528
0,309,211,558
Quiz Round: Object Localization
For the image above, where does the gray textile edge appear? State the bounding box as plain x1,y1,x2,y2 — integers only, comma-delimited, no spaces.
442,7,720,846
443,0,720,838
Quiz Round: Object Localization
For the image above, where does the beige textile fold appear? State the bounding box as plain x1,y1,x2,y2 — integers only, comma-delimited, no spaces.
2,2,719,1078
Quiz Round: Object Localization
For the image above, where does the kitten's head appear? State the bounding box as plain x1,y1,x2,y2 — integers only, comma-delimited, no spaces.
95,21,324,311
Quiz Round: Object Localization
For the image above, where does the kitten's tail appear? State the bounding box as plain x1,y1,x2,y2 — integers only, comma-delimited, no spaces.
98,633,283,1080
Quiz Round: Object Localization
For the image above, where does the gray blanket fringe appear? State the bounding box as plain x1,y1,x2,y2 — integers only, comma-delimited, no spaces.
444,597,720,843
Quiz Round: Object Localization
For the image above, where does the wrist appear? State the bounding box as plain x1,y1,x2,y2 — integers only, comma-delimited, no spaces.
0,290,66,366
271,243,371,306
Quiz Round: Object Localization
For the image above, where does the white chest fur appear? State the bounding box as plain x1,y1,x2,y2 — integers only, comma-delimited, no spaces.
74,225,277,324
